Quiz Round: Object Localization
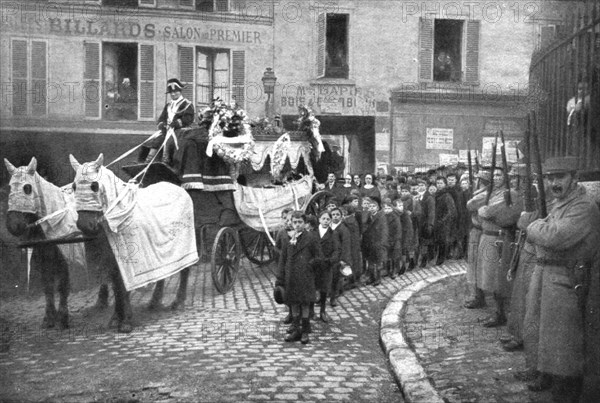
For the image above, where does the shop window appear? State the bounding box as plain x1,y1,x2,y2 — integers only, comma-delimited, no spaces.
102,42,138,121
419,18,480,84
103,0,138,7
196,0,229,12
11,39,47,116
317,13,349,79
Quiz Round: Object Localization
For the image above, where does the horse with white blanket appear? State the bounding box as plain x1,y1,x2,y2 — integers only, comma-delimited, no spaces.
4,157,109,329
70,154,199,333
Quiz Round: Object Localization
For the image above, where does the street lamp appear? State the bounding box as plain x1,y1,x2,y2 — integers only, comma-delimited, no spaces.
262,67,277,119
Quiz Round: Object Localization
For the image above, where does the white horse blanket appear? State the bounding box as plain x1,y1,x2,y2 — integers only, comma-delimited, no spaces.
102,182,198,291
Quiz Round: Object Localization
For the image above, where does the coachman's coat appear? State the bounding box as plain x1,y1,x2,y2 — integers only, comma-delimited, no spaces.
527,184,600,377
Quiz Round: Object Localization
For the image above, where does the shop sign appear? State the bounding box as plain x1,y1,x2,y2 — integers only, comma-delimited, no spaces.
426,128,454,150
481,137,520,165
439,153,459,166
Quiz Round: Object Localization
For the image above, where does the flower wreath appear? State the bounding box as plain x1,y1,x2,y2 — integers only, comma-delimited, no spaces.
204,98,255,164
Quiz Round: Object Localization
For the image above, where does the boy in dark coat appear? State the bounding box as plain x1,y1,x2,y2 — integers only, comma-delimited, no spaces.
314,210,340,322
434,176,457,265
275,211,323,344
330,207,352,305
340,197,363,288
361,196,388,286
382,200,402,278
275,208,294,324
393,198,415,274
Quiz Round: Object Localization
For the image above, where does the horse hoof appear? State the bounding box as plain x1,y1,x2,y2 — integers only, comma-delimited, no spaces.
107,315,119,329
42,318,56,329
118,323,133,334
170,301,184,311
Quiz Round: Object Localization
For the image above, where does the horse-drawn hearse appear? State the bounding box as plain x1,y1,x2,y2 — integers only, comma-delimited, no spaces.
4,102,334,332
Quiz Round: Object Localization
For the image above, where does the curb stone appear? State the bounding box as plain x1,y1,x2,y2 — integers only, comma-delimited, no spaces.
381,269,466,403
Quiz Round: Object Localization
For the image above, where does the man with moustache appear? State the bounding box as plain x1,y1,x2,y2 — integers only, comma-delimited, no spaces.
524,156,600,401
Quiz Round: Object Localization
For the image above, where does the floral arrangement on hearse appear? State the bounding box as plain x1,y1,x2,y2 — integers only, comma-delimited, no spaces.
203,98,255,164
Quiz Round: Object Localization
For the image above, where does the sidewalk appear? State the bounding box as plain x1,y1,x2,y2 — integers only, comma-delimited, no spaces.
382,269,554,403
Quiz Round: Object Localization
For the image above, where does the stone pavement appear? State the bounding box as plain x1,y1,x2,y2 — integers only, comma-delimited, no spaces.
387,273,555,403
0,255,463,402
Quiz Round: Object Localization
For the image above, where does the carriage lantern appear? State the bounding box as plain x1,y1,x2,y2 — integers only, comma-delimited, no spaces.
262,67,277,119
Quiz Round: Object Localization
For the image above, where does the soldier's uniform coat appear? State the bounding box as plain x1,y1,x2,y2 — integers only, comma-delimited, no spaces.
476,188,523,296
465,187,487,300
527,184,600,377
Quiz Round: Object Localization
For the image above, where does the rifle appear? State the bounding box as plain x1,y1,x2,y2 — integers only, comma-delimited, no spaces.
499,130,512,206
508,116,535,277
485,132,498,205
531,110,547,218
467,139,474,194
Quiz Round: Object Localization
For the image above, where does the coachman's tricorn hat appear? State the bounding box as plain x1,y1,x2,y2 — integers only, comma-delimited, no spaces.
542,156,579,174
166,78,184,93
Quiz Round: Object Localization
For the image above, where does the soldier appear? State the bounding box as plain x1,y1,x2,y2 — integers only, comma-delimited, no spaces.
463,169,491,308
476,167,523,327
525,156,600,401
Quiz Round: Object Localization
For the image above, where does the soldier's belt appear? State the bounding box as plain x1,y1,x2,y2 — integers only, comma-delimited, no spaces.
536,258,575,266
483,230,501,237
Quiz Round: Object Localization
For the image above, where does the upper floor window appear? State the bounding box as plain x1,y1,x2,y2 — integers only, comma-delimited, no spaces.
11,39,47,116
196,0,229,12
419,18,480,84
317,13,349,79
196,48,230,108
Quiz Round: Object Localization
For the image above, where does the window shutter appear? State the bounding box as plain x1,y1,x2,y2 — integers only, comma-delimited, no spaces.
179,46,195,103
139,44,154,120
139,0,156,7
465,20,480,84
316,13,326,78
12,39,28,116
179,0,193,7
83,41,100,118
232,0,246,13
418,17,434,82
231,50,245,108
31,41,47,116
216,0,228,12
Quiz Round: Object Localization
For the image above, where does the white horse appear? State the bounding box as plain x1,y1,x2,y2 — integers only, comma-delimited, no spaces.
70,154,198,333
4,157,108,329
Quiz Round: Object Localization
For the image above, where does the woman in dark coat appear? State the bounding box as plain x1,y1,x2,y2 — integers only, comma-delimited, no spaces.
433,176,458,266
340,197,363,288
275,211,323,344
314,210,340,322
360,173,381,200
361,196,388,286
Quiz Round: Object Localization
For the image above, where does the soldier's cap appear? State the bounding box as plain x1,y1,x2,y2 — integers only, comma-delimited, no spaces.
542,156,579,174
166,78,184,93
508,163,529,177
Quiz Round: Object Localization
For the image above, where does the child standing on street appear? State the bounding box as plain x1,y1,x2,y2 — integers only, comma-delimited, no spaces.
275,211,323,344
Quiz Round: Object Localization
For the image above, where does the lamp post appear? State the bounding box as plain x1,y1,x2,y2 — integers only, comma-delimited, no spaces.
262,67,277,119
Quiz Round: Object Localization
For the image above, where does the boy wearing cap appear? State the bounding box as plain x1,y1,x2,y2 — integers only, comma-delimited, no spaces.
140,78,195,164
361,196,388,286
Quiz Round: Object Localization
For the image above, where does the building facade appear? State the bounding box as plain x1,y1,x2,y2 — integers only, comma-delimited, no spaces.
1,0,544,184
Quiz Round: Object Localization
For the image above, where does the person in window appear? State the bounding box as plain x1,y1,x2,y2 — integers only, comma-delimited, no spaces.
139,78,195,164
434,51,454,82
115,78,137,120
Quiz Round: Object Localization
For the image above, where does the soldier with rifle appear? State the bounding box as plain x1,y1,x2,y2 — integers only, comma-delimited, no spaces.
475,133,524,327
522,156,600,401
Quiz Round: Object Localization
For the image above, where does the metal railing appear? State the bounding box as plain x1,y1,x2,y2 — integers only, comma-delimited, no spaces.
529,0,600,172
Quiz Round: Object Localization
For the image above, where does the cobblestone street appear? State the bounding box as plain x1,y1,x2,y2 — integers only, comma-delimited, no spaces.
403,275,554,403
1,257,435,402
